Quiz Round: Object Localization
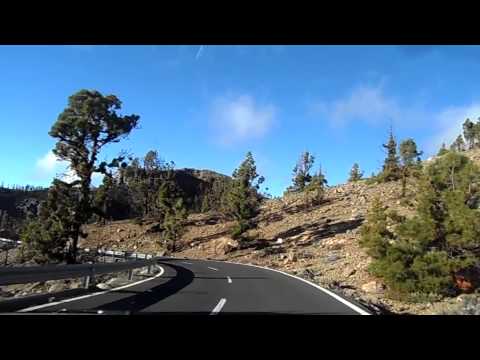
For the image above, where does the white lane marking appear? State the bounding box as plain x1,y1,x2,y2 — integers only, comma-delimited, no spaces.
182,262,193,265
210,298,227,315
203,259,371,315
227,276,232,284
207,267,218,271
17,265,165,313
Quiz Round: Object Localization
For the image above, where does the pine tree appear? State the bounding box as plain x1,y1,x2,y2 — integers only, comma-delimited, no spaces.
48,90,139,263
400,138,423,167
361,153,480,296
226,152,264,239
399,138,423,197
379,130,401,182
474,118,480,148
20,179,78,264
289,151,315,192
154,168,188,251
162,197,187,252
348,163,364,182
438,143,449,156
305,166,328,206
359,197,393,259
450,135,466,152
463,118,476,149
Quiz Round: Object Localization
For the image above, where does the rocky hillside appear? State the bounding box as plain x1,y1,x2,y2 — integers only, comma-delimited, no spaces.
80,176,424,314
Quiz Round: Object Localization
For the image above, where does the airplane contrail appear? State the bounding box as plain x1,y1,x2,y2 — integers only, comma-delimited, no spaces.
195,45,205,60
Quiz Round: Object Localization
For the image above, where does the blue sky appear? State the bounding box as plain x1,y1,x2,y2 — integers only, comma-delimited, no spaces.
1,45,480,196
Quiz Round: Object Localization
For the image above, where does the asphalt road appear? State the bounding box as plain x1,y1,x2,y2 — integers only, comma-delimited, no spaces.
10,258,371,315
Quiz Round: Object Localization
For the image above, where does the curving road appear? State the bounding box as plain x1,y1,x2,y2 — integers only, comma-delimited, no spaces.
10,258,371,315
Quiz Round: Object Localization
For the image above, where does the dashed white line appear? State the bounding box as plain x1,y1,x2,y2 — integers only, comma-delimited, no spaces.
203,259,371,315
227,276,232,284
210,298,227,315
207,267,218,271
17,265,165,313
182,262,193,265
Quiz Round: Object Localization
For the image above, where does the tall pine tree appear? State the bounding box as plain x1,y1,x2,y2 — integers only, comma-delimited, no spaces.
48,90,139,263
289,151,315,192
348,163,364,182
379,130,401,182
226,152,264,239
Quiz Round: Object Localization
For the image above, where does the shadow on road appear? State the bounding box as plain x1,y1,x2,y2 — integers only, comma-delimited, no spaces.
90,263,195,314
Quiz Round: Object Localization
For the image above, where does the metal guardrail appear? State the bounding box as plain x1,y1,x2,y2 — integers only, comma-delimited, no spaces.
0,256,157,289
81,248,154,260
1,240,160,288
0,238,21,246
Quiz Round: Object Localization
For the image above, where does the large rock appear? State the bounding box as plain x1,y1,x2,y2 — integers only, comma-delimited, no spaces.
47,282,67,293
96,283,111,290
215,237,239,255
361,281,385,294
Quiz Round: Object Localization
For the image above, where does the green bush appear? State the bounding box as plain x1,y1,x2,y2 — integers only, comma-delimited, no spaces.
231,220,250,239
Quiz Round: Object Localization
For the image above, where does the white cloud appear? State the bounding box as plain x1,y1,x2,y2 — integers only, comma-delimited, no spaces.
34,151,104,185
309,82,401,128
36,151,60,175
425,103,480,154
210,95,276,146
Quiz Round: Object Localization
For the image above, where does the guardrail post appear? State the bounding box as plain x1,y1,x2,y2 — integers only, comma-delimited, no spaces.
83,275,91,289
128,269,133,281
84,265,96,289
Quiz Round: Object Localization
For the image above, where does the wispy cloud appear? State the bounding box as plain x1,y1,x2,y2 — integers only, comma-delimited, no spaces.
309,82,402,128
33,151,103,185
210,95,276,146
308,80,480,156
195,45,205,60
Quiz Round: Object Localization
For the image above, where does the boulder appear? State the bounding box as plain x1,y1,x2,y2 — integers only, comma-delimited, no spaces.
96,283,110,290
47,282,67,293
361,280,385,294
215,237,239,255
343,268,356,277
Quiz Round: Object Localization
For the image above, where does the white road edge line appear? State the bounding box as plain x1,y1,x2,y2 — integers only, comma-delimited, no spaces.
207,267,218,271
17,265,165,313
202,259,371,315
227,276,232,284
210,298,226,315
